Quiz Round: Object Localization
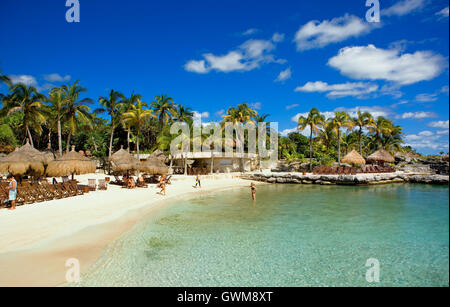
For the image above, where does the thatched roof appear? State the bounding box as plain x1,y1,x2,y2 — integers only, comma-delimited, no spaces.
139,157,168,175
342,149,366,165
0,140,54,175
0,147,45,175
46,146,96,177
367,149,395,163
109,146,140,172
443,154,449,162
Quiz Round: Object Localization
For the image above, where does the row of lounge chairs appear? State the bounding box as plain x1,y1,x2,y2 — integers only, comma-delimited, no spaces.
313,165,396,175
0,179,83,207
0,177,111,208
109,175,172,189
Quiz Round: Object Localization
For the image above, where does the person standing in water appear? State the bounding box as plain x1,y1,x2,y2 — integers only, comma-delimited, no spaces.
250,182,256,201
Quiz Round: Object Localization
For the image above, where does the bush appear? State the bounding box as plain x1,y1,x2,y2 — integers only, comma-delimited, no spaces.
0,124,18,148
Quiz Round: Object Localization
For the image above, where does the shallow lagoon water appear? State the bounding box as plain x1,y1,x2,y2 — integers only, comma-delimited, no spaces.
76,184,449,287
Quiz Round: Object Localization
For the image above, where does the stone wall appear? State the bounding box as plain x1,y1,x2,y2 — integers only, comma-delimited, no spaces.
242,171,449,185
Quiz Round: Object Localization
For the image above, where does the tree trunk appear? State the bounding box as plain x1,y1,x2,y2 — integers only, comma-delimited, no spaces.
127,128,130,152
309,126,313,172
91,135,98,152
338,130,341,166
210,151,214,174
57,119,63,156
109,125,115,158
359,127,362,155
184,153,187,175
66,132,72,153
47,130,52,149
26,124,34,147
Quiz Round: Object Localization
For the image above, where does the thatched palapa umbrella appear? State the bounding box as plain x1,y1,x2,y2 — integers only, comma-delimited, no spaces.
0,140,52,176
342,149,366,165
109,145,140,173
140,156,169,175
367,149,395,164
46,145,96,179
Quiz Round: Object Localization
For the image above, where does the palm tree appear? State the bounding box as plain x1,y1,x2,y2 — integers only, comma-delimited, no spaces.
97,90,125,158
368,116,393,150
1,83,46,147
381,124,403,151
123,99,154,162
48,87,66,155
174,104,194,124
120,91,142,152
297,108,325,172
352,110,374,155
0,68,11,87
60,81,93,152
152,94,176,128
328,111,353,165
318,121,335,151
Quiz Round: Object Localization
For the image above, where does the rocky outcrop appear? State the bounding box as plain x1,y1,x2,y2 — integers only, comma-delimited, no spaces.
242,171,449,186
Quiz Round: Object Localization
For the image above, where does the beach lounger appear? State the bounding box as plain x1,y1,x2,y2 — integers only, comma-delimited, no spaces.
88,179,97,191
98,179,107,190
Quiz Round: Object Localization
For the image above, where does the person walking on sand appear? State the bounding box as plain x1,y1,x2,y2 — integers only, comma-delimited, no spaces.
158,182,166,196
194,174,201,188
250,182,256,201
7,175,17,210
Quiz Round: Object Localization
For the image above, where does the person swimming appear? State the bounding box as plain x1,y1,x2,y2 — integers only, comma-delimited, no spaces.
250,182,256,201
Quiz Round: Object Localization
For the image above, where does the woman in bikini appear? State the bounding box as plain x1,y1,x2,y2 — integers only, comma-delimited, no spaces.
250,182,256,201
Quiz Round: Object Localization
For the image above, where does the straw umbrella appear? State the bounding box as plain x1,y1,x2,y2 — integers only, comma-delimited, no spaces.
109,145,140,174
139,157,169,175
0,140,50,176
367,149,395,164
342,149,366,165
46,145,96,179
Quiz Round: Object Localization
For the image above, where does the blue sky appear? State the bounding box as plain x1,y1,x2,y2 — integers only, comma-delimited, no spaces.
0,0,448,154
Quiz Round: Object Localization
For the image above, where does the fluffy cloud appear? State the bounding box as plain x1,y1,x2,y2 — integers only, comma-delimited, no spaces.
294,81,378,98
185,37,284,74
428,120,449,129
382,0,426,17
8,75,37,86
436,7,449,19
396,111,437,119
328,44,445,85
43,73,71,82
271,33,285,43
294,14,372,51
275,67,291,82
404,130,449,150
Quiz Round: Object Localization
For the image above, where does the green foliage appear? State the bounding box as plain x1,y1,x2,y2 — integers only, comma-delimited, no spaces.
0,123,17,147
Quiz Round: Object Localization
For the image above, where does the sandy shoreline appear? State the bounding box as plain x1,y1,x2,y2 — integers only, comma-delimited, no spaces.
0,173,260,287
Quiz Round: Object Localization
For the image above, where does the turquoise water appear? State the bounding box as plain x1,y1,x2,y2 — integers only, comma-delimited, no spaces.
77,184,449,287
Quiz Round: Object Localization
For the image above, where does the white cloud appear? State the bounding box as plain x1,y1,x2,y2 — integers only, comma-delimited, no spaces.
285,104,299,110
335,106,390,119
242,28,259,36
249,102,262,110
295,81,378,98
275,67,291,82
328,44,445,85
280,127,299,136
404,130,449,150
294,14,372,51
396,111,437,119
185,38,284,74
428,120,449,129
215,109,225,117
272,32,285,43
415,93,438,102
8,75,37,86
43,73,71,82
437,129,449,135
382,0,426,17
436,6,449,19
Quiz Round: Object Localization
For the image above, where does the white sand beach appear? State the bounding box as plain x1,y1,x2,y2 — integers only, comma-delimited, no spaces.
0,173,260,287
